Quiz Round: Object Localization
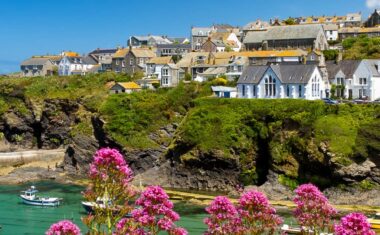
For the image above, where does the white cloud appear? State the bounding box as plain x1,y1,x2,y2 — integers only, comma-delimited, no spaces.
367,0,380,9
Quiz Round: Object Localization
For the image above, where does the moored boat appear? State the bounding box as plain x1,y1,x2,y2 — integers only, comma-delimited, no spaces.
82,198,132,218
280,224,332,235
368,213,380,230
20,186,62,207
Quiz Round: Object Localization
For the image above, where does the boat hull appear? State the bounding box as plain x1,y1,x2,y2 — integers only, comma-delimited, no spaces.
20,196,60,207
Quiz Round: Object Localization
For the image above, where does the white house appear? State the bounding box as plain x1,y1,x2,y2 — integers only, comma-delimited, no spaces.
146,56,182,87
326,60,380,101
58,55,99,76
323,24,339,41
237,64,329,100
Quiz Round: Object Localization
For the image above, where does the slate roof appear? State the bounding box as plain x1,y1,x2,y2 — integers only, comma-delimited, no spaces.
363,59,380,77
21,58,52,66
147,56,173,64
156,43,191,49
325,60,361,79
130,48,156,58
238,64,318,84
191,27,213,36
243,24,324,44
65,55,98,65
113,48,130,58
89,48,117,54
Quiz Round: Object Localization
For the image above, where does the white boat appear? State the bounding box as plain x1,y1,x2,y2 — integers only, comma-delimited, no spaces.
20,186,62,207
280,224,332,235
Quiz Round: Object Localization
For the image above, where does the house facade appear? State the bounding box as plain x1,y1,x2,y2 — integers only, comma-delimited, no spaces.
338,27,380,40
156,44,191,58
111,48,129,73
58,55,99,76
124,48,156,74
128,35,172,48
243,24,328,51
146,56,174,79
326,60,380,101
237,64,329,100
89,48,117,72
191,27,214,51
20,57,56,77
160,64,182,87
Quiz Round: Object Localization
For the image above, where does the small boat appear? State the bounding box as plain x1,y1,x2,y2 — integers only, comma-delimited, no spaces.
20,186,62,207
368,213,380,230
280,225,332,235
82,198,132,218
82,198,110,214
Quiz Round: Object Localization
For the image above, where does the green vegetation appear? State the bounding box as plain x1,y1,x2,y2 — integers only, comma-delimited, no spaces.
100,82,211,148
174,98,379,185
323,49,339,61
283,17,296,25
342,35,380,59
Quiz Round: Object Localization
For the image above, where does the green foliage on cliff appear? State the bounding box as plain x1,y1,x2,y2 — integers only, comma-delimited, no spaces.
343,35,380,59
175,98,380,185
100,82,211,148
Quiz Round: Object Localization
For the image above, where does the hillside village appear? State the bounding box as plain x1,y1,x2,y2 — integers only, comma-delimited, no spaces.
18,10,380,101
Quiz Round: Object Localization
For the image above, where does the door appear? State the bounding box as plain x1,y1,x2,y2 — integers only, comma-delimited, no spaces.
224,92,230,98
349,89,353,99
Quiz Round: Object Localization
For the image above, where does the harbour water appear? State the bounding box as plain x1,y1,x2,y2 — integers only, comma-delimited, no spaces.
0,181,208,235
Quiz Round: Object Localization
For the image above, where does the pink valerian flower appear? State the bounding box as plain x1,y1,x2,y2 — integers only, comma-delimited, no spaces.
89,148,133,186
46,220,81,235
293,184,337,233
334,213,375,235
204,196,243,235
238,190,283,234
116,186,187,235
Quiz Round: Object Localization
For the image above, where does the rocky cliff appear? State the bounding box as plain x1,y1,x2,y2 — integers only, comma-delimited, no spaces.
1,84,380,205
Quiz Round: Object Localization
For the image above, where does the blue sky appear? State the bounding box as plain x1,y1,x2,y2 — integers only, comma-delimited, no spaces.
0,0,375,74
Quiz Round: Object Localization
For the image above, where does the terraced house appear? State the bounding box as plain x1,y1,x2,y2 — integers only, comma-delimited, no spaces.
237,64,329,100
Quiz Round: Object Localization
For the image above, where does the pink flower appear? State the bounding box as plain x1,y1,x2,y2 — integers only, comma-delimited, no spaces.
293,184,337,232
335,213,375,235
238,190,283,234
46,220,80,235
117,186,187,234
204,196,243,235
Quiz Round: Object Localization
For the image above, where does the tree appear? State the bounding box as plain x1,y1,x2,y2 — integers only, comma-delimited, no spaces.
323,50,339,61
283,17,296,25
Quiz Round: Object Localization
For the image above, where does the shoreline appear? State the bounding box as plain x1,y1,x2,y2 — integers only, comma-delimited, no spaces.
1,169,379,215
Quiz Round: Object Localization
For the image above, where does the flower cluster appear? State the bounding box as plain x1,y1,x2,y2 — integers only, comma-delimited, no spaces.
46,220,81,235
238,190,283,234
293,184,337,232
89,148,133,185
204,196,242,235
116,186,187,235
334,213,375,235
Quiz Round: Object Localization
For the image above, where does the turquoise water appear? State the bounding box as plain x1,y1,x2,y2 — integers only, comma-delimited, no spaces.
0,182,207,235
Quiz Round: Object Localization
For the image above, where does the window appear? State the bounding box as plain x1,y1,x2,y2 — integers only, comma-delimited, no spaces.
253,85,256,96
116,60,119,66
130,58,134,65
140,58,144,64
162,68,169,76
162,77,169,85
265,76,276,97
287,85,290,97
337,77,344,85
312,76,320,97
299,85,302,98
242,85,246,96
359,78,367,85
122,61,126,67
